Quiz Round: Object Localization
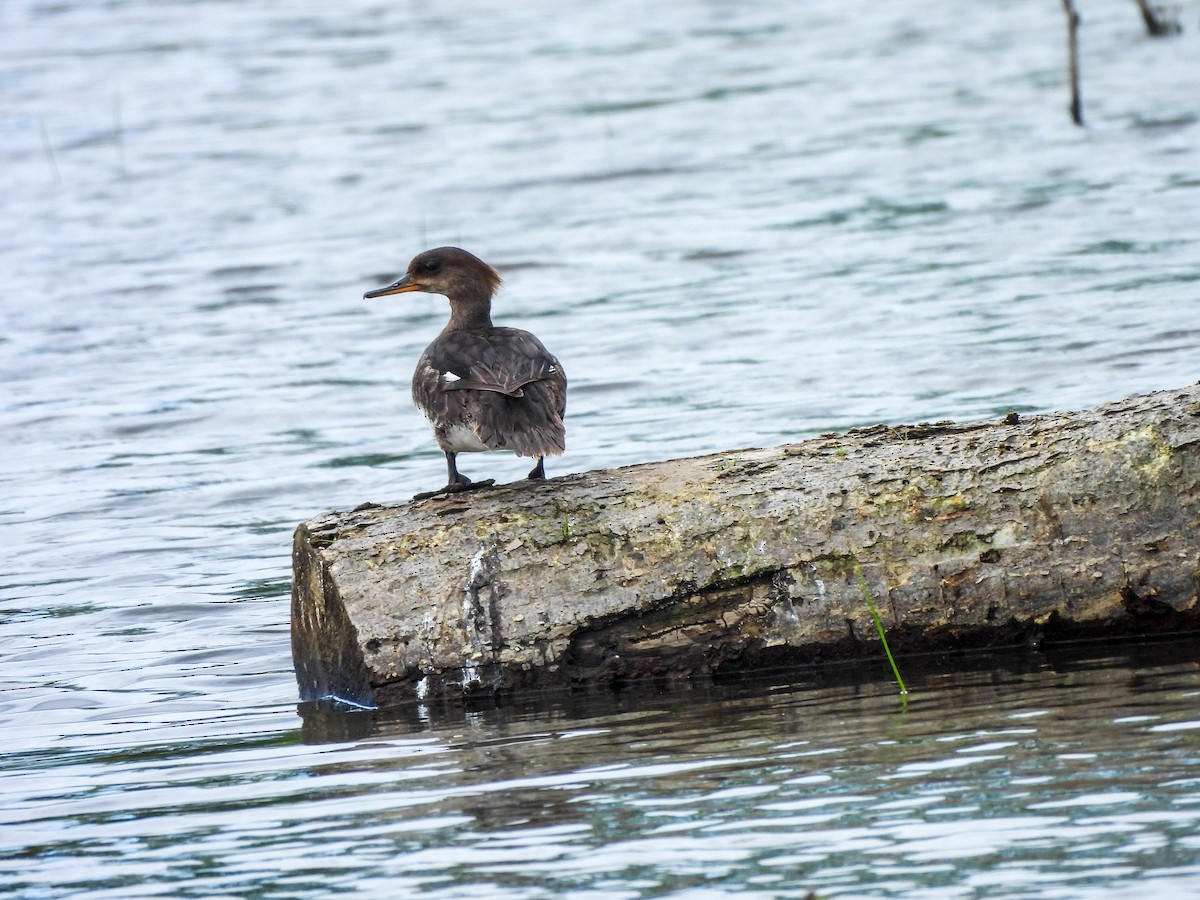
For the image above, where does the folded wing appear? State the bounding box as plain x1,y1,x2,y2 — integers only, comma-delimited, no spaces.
413,327,567,458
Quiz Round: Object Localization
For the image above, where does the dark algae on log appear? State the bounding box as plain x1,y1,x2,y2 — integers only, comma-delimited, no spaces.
291,384,1200,706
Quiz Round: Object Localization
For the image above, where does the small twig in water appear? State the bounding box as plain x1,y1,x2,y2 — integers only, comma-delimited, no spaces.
1132,0,1181,36
37,117,61,185
114,93,127,177
856,564,908,697
1062,0,1084,126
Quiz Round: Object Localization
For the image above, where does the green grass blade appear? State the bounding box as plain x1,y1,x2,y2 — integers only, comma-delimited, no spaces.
856,564,908,697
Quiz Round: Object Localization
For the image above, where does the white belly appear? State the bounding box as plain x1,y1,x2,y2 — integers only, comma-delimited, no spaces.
436,420,491,453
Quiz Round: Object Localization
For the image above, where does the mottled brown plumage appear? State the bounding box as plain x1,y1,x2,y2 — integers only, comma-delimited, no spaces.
364,247,567,498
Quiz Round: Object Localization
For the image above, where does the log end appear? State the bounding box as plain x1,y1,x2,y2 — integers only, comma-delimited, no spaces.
290,518,374,707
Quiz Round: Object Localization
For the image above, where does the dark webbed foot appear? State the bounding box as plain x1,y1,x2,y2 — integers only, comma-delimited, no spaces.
413,450,497,500
527,457,546,480
413,477,496,502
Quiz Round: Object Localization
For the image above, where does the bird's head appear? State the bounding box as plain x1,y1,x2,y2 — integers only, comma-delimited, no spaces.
364,247,502,302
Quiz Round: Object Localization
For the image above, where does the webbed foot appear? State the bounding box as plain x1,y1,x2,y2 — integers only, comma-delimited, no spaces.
413,477,496,502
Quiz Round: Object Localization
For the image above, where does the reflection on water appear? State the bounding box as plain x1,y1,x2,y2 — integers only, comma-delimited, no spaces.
5,642,1200,898
2,0,1199,896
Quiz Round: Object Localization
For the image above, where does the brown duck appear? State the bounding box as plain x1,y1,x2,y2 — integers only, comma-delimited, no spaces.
365,247,567,499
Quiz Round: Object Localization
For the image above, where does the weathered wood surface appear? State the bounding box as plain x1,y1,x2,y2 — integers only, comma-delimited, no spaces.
292,384,1200,706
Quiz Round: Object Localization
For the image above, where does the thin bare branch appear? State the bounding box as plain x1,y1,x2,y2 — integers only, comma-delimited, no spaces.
1062,0,1084,126
1132,0,1182,36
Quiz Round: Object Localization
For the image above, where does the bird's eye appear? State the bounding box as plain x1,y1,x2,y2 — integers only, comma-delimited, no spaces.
422,258,441,273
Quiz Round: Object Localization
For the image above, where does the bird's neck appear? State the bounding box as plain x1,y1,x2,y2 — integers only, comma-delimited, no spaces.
444,293,494,332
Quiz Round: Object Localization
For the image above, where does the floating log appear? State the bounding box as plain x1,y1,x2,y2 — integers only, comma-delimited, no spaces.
291,384,1200,707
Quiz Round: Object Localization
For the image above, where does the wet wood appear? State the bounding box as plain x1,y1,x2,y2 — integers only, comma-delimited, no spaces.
291,384,1200,707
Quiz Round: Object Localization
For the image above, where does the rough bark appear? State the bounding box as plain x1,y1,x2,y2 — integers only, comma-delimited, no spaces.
291,384,1200,707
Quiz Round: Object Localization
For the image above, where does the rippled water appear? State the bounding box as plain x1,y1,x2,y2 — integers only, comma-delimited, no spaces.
2,0,1199,896
9,644,1200,898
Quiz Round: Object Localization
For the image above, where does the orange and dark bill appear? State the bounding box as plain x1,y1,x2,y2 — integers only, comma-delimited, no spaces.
363,275,423,299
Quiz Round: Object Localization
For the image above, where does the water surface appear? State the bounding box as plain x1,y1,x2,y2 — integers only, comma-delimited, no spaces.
7,643,1200,898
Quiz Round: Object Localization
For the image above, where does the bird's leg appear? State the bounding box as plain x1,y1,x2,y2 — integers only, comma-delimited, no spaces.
414,451,494,501
526,456,546,480
445,451,471,489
